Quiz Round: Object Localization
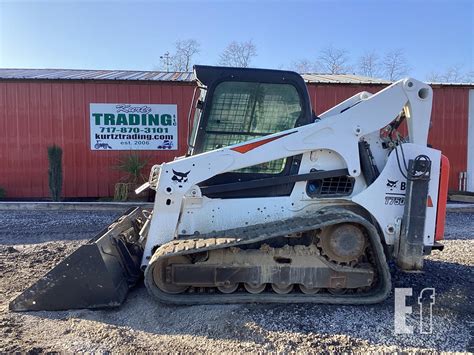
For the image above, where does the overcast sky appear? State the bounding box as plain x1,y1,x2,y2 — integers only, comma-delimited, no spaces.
0,0,472,80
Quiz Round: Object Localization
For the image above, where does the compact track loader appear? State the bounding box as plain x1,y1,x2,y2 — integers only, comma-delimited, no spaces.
10,65,450,311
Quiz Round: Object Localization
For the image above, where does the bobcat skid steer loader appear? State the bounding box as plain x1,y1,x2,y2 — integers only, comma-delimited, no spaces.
10,65,450,311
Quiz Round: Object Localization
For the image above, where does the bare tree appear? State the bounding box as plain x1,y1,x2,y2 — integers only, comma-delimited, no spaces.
160,39,200,72
219,40,257,67
382,50,410,81
425,71,442,83
357,51,381,78
442,65,464,82
426,64,472,83
318,46,352,74
466,71,474,83
291,59,319,73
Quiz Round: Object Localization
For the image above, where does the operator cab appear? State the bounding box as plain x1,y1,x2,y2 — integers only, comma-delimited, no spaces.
190,65,315,198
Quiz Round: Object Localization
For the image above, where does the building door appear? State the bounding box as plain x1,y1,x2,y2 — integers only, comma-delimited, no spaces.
468,89,474,191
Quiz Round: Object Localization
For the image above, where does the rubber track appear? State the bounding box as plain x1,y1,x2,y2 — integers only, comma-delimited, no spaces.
144,208,392,305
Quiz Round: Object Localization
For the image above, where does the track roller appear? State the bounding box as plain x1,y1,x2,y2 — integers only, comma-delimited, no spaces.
272,284,294,294
244,283,266,294
299,285,321,294
217,284,239,294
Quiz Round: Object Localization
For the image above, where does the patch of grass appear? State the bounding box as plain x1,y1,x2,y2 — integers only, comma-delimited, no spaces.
114,152,149,184
113,153,149,201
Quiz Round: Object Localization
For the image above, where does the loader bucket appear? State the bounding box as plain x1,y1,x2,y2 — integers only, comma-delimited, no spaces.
9,207,147,312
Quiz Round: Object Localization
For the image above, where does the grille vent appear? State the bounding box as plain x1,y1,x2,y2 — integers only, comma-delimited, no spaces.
306,175,355,198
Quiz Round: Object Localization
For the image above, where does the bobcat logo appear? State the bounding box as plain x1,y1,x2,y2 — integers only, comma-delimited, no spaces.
387,179,398,190
172,169,190,188
385,179,406,206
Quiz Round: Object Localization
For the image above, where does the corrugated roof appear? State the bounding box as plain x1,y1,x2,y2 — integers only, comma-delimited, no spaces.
0,68,194,82
1,68,386,84
0,68,472,86
425,81,474,87
302,73,473,86
301,73,391,85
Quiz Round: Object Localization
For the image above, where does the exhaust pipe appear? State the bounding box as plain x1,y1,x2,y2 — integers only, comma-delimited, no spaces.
9,207,147,312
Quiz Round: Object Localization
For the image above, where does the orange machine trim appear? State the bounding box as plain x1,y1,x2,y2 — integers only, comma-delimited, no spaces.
231,131,296,154
435,155,450,241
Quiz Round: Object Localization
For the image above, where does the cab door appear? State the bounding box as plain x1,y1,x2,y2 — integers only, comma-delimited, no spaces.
192,65,314,198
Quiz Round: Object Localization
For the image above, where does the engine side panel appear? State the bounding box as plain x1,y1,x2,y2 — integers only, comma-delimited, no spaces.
352,143,441,246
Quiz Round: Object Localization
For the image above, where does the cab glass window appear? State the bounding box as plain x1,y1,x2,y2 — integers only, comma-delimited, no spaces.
202,81,302,173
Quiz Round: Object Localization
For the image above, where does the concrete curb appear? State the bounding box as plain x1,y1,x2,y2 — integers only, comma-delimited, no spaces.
0,201,154,211
0,201,472,212
446,203,474,213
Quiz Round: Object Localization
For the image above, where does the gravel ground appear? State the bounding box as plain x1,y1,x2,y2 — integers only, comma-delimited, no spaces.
0,209,472,353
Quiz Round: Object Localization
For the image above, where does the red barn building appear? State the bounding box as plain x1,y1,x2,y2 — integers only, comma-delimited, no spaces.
0,68,472,199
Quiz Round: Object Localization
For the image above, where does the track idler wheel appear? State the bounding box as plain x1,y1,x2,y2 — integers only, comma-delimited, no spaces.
152,255,191,294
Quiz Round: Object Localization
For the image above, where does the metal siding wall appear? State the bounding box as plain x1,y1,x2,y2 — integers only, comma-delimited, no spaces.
0,80,468,198
307,84,469,190
0,80,195,198
429,86,468,190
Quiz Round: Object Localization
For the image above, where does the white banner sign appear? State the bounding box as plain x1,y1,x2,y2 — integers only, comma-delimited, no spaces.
90,103,178,150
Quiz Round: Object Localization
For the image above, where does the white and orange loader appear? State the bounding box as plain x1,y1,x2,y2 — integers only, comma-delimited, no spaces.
10,65,450,311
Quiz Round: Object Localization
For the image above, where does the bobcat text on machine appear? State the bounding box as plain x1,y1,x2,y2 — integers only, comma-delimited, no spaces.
10,65,450,311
